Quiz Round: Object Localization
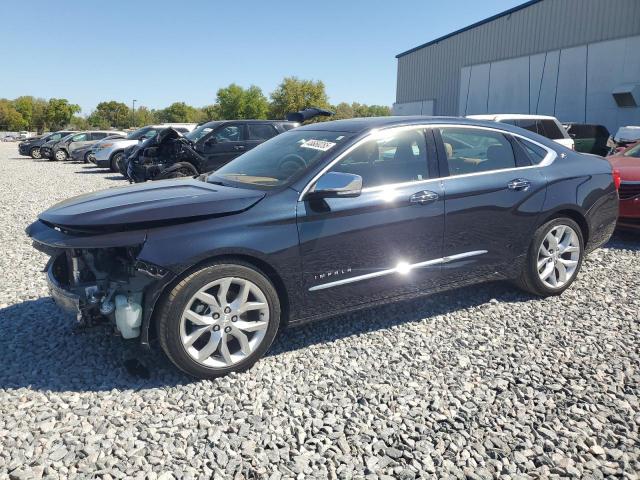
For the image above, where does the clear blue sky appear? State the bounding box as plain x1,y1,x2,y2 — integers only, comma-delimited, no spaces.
1,0,523,115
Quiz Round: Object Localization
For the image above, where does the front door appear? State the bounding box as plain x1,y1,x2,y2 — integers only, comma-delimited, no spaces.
434,125,547,284
296,127,445,318
200,123,246,171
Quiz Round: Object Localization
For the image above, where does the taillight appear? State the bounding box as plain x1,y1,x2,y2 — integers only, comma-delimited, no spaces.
612,169,621,190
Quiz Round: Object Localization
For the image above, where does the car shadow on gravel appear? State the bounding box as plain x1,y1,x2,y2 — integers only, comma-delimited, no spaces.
0,282,530,392
606,230,640,250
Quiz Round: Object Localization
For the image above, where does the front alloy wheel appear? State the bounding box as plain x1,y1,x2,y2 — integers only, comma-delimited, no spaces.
30,147,42,159
54,149,67,161
158,262,280,378
517,217,584,296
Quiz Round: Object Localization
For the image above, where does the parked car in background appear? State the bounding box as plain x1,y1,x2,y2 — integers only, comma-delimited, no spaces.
70,133,127,162
607,141,640,229
564,123,610,156
40,132,78,160
27,116,618,378
19,131,76,159
467,114,575,150
608,126,640,154
91,124,197,172
52,130,126,161
125,120,299,182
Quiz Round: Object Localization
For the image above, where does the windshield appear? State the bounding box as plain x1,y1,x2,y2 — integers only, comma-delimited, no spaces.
127,127,155,140
623,143,640,158
186,122,222,142
209,130,352,188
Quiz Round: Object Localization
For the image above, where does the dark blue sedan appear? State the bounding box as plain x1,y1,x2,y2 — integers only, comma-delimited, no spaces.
28,117,619,378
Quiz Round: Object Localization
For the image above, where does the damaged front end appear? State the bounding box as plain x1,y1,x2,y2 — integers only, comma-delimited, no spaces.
28,220,173,343
125,128,202,183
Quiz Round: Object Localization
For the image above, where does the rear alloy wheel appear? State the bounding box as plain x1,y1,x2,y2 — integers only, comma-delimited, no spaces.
30,147,42,159
54,149,67,161
517,217,584,296
110,152,124,172
158,262,280,378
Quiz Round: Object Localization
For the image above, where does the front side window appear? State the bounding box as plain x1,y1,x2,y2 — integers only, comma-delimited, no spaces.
210,130,352,188
92,132,108,140
71,133,88,142
247,124,278,141
328,128,428,188
440,127,517,176
49,133,63,141
215,125,243,142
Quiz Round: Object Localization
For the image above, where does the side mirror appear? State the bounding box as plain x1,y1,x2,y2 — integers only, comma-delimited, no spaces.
306,172,362,200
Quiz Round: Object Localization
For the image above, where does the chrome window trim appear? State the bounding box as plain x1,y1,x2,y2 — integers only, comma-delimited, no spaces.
308,250,488,291
298,124,557,201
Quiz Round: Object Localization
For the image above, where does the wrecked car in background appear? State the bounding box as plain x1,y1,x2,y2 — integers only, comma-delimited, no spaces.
123,108,333,182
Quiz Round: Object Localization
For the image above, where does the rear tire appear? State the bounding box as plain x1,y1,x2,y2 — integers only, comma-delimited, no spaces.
110,152,123,172
516,217,584,296
30,147,42,159
157,261,281,379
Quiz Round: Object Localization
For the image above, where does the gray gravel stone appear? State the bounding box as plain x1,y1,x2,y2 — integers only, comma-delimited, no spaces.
0,143,639,478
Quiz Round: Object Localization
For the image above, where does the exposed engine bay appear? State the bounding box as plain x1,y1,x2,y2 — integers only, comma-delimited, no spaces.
124,128,202,183
46,246,162,339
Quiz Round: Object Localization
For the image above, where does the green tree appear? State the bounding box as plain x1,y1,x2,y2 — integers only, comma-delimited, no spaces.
157,102,200,123
332,102,355,120
69,115,90,130
0,99,27,130
269,77,330,120
352,103,391,117
132,106,158,127
46,98,81,130
88,101,131,129
215,84,268,119
200,104,220,122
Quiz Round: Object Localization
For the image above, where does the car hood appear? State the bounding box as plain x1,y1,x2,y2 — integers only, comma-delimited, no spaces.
608,156,640,181
39,179,266,231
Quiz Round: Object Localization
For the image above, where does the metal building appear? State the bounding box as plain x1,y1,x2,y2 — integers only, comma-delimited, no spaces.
394,0,640,132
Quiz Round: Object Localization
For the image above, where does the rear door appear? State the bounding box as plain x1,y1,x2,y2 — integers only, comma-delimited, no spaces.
435,125,548,284
297,126,445,317
200,123,246,171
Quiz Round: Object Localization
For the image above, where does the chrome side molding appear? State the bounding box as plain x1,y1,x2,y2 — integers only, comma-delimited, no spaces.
308,250,488,291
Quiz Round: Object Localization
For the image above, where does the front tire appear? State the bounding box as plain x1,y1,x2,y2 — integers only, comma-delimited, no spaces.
517,217,584,296
54,149,68,161
157,262,281,379
110,152,124,172
30,147,42,159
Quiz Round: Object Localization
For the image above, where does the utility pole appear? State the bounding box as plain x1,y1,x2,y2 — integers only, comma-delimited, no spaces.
132,99,137,127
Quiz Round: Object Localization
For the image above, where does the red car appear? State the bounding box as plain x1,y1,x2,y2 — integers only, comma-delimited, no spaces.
608,142,640,228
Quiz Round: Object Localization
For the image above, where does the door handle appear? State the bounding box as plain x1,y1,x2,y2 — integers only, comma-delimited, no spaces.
233,145,246,151
507,179,531,191
409,190,439,204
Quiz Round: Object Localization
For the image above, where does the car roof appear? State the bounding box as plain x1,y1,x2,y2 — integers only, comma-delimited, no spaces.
294,116,522,133
467,114,559,121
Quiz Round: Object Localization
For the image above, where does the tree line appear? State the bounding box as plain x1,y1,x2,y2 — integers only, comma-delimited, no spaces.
0,77,391,132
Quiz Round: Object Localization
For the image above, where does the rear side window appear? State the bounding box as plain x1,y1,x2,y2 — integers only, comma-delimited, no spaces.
539,120,565,140
248,124,278,140
91,132,108,140
516,138,548,164
440,127,517,176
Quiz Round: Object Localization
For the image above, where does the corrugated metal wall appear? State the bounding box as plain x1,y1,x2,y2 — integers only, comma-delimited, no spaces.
395,0,640,115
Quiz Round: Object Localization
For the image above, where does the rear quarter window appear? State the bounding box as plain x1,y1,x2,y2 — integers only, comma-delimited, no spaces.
516,138,548,164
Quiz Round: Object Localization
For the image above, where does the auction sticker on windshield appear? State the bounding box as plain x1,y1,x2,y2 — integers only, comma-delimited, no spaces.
300,139,336,151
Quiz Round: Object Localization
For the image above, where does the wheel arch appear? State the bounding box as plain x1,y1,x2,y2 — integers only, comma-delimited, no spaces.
144,252,291,346
539,208,589,246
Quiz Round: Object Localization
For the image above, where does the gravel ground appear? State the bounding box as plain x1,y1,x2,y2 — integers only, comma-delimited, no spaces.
0,142,638,479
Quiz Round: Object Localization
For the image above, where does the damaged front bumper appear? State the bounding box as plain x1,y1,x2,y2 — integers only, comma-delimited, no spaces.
28,220,176,345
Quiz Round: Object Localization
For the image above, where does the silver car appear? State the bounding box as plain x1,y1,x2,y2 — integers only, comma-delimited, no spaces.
52,131,125,161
